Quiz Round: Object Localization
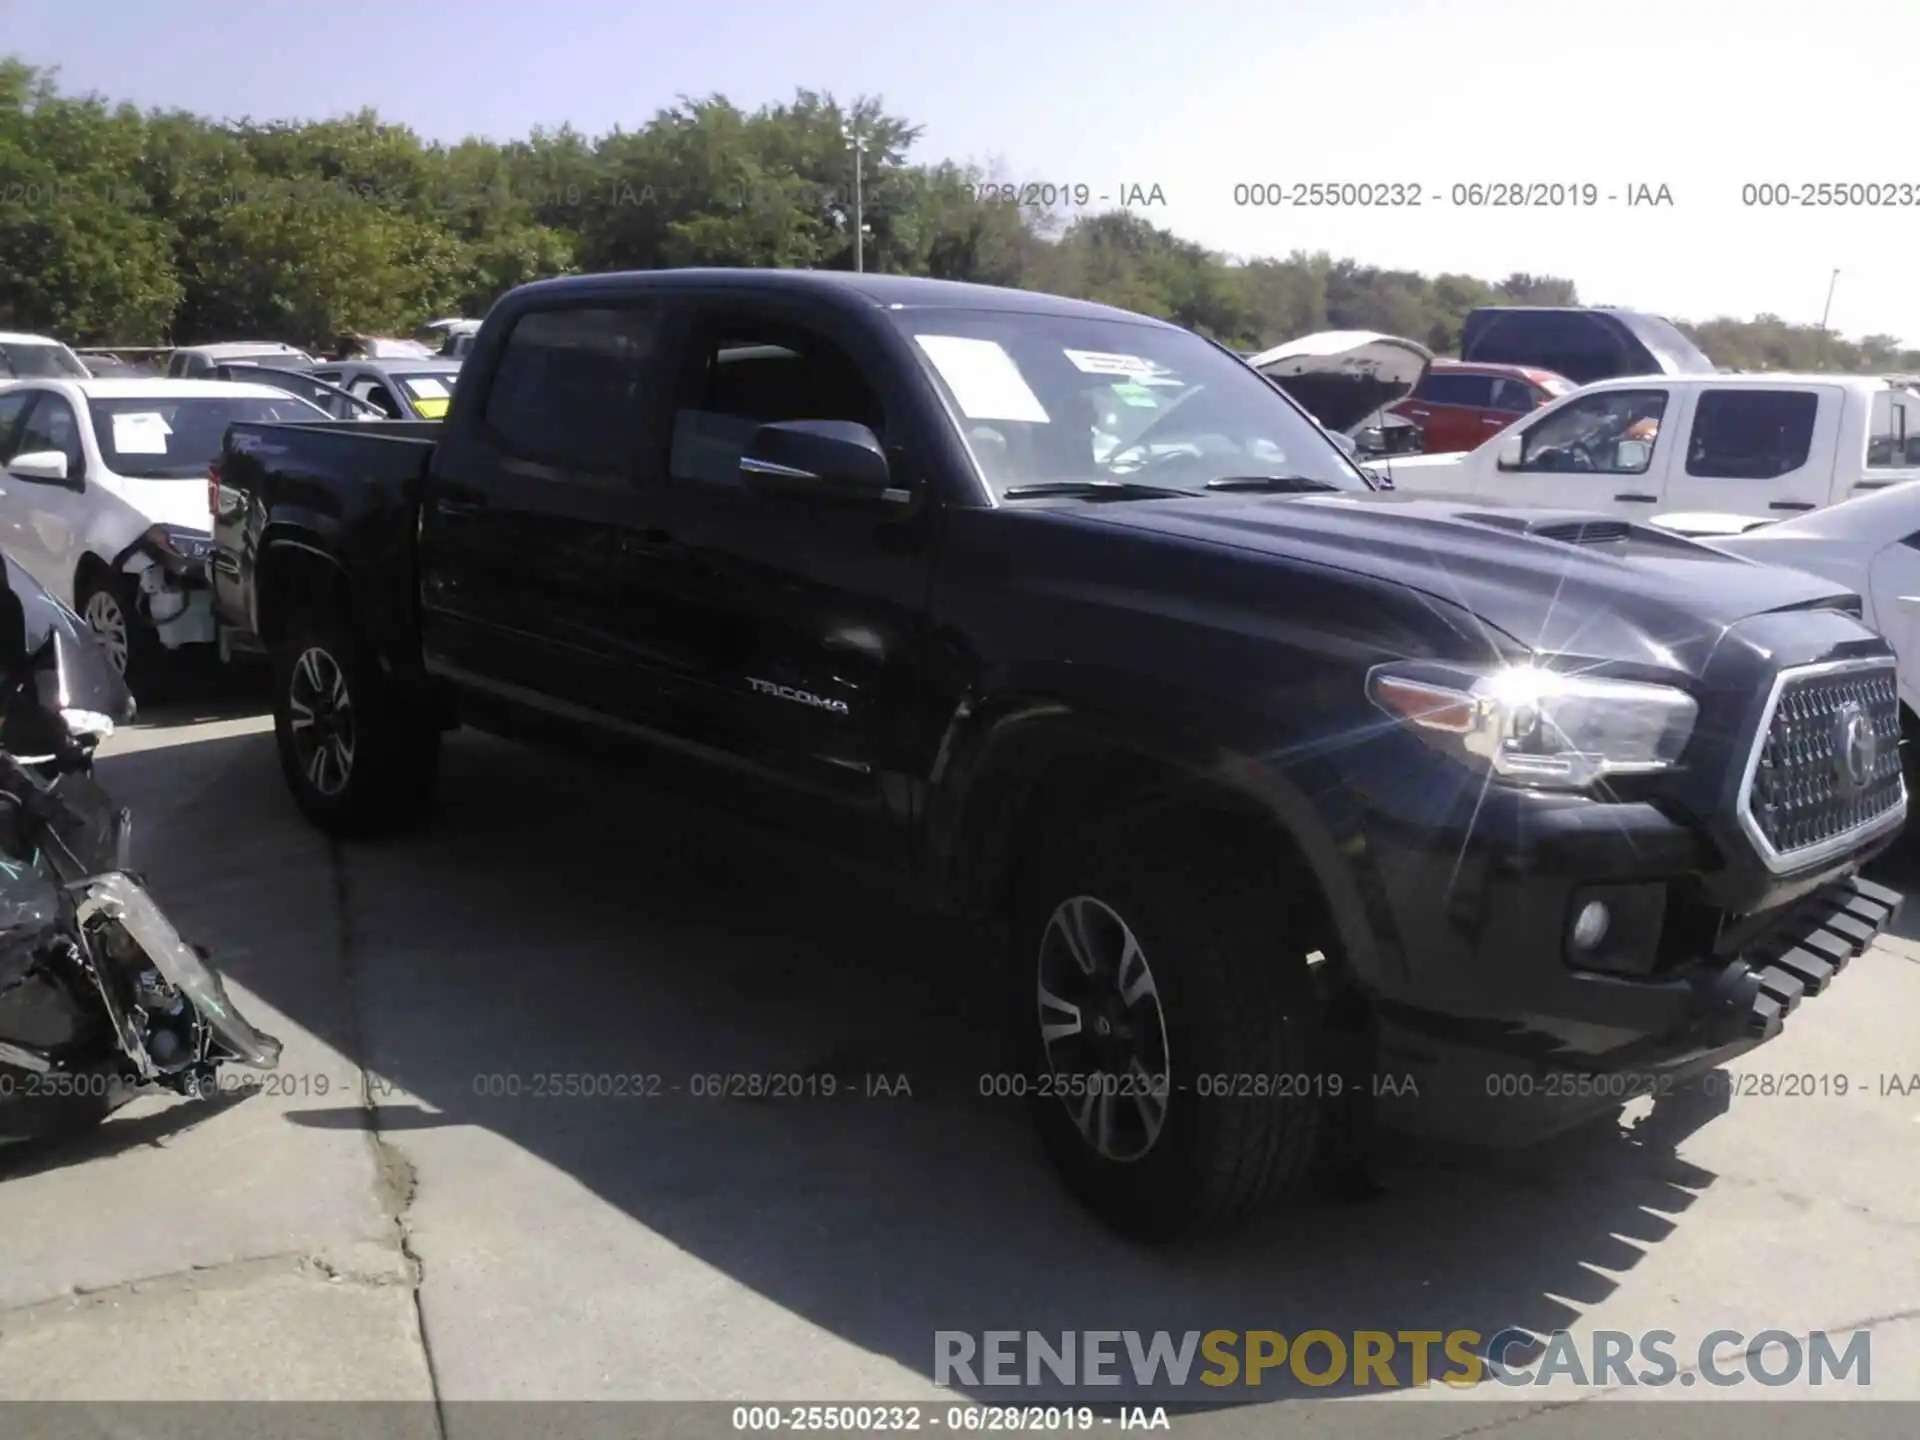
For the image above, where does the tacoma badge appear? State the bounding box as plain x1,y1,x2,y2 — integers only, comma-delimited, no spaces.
746,677,849,715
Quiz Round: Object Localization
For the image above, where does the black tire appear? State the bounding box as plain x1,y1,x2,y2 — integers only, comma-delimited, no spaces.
1008,816,1335,1243
76,569,173,701
272,611,439,837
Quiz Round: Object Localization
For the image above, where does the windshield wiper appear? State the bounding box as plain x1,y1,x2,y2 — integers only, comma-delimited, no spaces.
1202,474,1345,493
1001,480,1193,501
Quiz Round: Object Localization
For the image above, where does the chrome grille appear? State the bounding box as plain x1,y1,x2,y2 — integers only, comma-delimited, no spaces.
1740,660,1905,870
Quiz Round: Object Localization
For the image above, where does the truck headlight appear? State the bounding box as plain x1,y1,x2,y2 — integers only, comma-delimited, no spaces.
1366,661,1697,790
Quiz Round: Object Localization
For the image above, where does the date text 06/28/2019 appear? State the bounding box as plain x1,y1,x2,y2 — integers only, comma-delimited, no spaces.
1228,182,1675,208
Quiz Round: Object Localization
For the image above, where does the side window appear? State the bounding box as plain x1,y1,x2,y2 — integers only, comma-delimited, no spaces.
482,305,671,473
1413,372,1496,407
1488,378,1537,413
0,391,33,463
1516,389,1668,474
355,382,401,418
15,393,84,475
670,317,886,486
1684,390,1818,480
1868,392,1910,468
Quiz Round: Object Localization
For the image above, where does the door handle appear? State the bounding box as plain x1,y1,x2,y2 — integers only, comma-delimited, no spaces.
1769,501,1815,512
436,497,484,518
1614,492,1659,503
1405,408,1431,418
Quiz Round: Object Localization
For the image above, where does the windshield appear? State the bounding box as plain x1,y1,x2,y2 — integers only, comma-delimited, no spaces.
0,341,89,380
86,394,327,479
889,310,1371,498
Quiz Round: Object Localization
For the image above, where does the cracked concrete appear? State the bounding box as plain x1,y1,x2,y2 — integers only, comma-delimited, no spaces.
1,704,1917,1430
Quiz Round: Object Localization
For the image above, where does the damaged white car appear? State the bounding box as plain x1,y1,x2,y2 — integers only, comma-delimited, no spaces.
0,378,328,695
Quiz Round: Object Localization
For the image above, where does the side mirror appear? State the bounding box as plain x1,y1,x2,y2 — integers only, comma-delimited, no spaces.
740,420,892,502
8,451,74,486
1494,436,1526,471
1327,430,1359,459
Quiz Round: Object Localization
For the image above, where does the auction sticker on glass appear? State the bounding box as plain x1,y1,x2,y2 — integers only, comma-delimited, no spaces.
913,336,1051,423
111,411,171,455
1064,349,1163,377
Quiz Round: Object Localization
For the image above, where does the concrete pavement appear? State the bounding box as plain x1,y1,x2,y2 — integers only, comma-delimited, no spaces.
0,697,1916,1432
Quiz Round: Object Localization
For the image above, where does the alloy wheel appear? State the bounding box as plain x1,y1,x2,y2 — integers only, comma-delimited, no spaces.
83,590,130,676
1036,894,1173,1163
287,646,356,797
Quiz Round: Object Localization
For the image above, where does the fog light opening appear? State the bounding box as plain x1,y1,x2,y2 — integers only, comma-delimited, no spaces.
1572,900,1612,951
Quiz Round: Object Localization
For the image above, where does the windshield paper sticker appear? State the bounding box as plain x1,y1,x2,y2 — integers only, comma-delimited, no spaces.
914,336,1051,423
1111,381,1160,408
407,377,451,399
110,412,172,454
1065,349,1161,377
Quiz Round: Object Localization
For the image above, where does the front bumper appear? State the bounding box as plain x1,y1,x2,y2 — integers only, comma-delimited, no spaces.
123,553,216,650
1374,869,1902,1143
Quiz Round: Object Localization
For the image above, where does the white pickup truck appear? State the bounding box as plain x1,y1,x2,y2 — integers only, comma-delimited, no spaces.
1371,373,1920,530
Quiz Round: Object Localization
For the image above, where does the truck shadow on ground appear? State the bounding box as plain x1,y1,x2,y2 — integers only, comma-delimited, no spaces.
43,719,1758,1402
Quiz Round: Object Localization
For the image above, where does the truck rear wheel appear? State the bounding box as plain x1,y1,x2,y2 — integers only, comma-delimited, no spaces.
1008,820,1330,1242
272,613,439,837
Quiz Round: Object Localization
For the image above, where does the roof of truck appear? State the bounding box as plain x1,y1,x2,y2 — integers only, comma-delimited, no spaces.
174,341,312,357
3,377,317,401
510,268,1176,326
1579,371,1904,393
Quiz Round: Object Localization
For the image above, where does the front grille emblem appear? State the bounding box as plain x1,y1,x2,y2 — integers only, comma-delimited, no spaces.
1833,702,1878,793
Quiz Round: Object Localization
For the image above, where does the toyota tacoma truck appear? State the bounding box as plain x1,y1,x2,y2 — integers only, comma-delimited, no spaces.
210,269,1907,1242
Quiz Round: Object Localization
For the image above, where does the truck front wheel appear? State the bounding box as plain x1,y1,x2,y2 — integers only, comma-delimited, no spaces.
1008,823,1333,1242
272,614,439,837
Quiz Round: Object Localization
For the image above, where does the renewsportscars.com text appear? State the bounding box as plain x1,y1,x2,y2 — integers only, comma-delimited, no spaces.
934,1328,1872,1390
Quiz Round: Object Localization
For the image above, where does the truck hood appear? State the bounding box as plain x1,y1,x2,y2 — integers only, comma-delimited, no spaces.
1079,492,1860,675
1247,332,1433,434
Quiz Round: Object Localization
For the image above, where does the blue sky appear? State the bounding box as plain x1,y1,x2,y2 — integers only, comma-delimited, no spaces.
9,0,1920,344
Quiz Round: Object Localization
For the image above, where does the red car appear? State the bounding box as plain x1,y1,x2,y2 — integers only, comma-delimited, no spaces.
1389,360,1578,453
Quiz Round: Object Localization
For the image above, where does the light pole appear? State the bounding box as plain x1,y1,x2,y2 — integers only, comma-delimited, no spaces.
842,123,867,272
1821,268,1840,331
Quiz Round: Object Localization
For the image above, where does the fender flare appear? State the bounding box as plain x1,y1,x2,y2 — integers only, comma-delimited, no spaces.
926,690,1407,992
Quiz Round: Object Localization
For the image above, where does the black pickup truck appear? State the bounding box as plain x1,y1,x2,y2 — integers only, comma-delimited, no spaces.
212,268,1906,1241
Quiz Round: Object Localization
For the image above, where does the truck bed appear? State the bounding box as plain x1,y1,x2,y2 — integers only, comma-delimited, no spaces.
211,418,440,650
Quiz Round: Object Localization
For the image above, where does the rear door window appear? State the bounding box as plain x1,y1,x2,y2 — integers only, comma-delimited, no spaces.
482,304,675,476
1684,390,1818,479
